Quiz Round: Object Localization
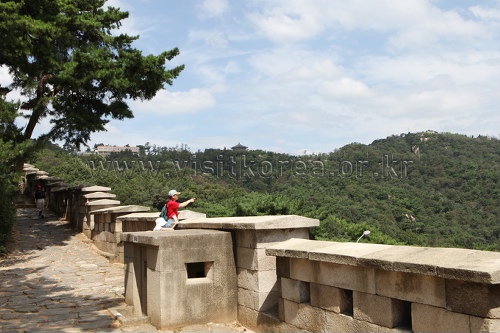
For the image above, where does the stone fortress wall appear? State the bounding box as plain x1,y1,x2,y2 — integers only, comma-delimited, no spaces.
23,164,499,332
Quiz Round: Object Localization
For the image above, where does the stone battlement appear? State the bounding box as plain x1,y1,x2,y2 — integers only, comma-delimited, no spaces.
264,238,499,332
22,163,500,332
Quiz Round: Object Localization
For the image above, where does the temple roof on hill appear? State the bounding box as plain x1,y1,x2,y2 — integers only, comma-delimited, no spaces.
231,142,248,150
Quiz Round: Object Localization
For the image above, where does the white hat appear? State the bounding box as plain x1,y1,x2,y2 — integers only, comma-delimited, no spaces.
168,189,180,197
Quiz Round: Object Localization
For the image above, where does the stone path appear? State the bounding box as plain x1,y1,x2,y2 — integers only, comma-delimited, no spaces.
0,205,250,333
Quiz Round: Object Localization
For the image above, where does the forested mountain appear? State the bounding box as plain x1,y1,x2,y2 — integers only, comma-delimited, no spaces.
32,131,500,251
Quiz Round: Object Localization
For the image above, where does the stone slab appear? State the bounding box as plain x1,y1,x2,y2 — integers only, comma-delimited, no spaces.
176,215,319,230
83,191,117,199
81,185,112,192
121,229,230,248
117,210,206,222
85,199,120,206
265,238,336,258
309,242,393,266
412,303,470,333
266,239,500,284
90,205,151,215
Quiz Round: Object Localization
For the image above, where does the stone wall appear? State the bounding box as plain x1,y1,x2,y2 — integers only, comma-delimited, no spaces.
21,164,500,332
263,238,500,333
122,229,238,330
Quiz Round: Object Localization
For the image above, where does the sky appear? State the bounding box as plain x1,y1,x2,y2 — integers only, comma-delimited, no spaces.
2,0,499,155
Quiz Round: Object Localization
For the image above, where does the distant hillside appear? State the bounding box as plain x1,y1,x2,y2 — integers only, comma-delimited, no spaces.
32,131,500,251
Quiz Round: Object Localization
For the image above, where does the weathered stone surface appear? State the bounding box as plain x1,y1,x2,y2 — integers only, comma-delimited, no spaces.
324,311,410,333
267,239,500,284
82,191,117,199
116,209,205,222
122,229,237,330
470,317,500,333
266,238,336,258
283,299,326,333
281,277,310,303
310,242,393,266
81,185,112,192
317,261,377,294
375,270,446,307
353,291,409,328
310,283,352,314
237,246,276,270
412,303,470,333
91,205,150,214
237,268,277,293
445,280,500,318
85,199,120,206
236,229,310,249
289,257,319,283
177,215,319,230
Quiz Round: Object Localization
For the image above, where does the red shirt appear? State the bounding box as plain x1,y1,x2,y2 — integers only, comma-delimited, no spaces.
167,199,179,219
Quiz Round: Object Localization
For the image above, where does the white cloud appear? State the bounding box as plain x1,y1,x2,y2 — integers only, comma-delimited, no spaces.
319,77,372,100
131,88,216,115
248,1,325,44
469,5,500,21
198,0,229,18
187,29,229,50
4,1,499,154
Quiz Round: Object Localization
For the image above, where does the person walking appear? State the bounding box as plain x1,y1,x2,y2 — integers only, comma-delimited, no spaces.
153,190,195,231
34,185,46,218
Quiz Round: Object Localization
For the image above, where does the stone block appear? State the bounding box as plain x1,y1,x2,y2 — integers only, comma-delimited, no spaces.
238,303,304,333
325,311,411,333
353,291,410,328
316,261,376,294
236,228,310,249
309,242,393,266
237,246,276,270
289,258,318,283
238,288,254,308
470,317,500,333
376,270,446,307
283,299,326,333
281,277,310,303
113,221,122,232
237,268,277,292
412,303,470,333
276,256,291,279
266,238,334,258
278,297,285,321
310,283,352,314
238,288,279,312
105,232,114,243
446,279,500,318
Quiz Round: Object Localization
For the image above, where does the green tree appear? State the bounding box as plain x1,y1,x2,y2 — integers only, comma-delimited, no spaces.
0,0,184,162
0,91,33,255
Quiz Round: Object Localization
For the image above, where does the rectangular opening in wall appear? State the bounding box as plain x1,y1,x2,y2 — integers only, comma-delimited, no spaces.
341,289,353,317
186,261,213,279
396,300,412,330
302,282,311,304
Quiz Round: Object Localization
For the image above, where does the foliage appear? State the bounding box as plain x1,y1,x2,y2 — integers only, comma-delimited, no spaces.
0,93,32,255
30,131,500,251
0,0,184,153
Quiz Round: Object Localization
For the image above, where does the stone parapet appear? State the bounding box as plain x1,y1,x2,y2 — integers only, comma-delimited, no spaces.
265,238,500,333
266,238,500,284
121,229,237,330
172,215,319,329
90,205,152,262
